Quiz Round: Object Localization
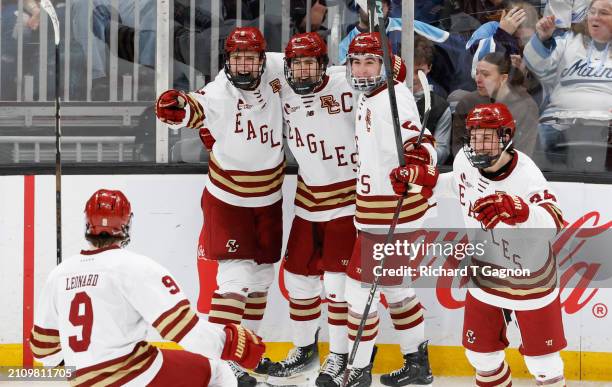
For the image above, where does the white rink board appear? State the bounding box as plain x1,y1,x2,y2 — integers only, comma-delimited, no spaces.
1,174,611,353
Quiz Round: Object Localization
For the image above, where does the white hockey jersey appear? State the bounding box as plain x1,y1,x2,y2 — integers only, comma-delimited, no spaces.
281,72,358,221
435,150,565,310
523,32,612,120
30,247,227,386
354,82,437,231
170,54,286,208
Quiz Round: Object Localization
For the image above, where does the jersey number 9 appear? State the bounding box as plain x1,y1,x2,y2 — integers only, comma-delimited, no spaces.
68,292,93,352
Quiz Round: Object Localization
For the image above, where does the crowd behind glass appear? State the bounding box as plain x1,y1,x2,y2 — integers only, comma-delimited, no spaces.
0,0,610,173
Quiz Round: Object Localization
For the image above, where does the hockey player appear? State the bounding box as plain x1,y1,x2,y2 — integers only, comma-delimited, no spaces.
30,189,266,387
263,32,357,386
390,103,567,386
344,32,436,387
155,26,284,386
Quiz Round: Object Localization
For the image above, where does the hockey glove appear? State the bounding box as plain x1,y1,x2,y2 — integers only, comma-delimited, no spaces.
199,128,216,151
389,164,439,198
221,324,266,369
404,144,433,166
392,55,407,83
473,193,529,229
155,89,187,125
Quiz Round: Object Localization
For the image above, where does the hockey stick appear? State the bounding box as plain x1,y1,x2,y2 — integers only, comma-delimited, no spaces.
40,0,62,264
342,3,432,386
416,70,431,146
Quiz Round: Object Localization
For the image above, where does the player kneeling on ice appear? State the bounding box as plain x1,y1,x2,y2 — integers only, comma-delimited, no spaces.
30,189,266,387
156,26,285,386
344,32,435,387
390,103,567,387
266,32,358,387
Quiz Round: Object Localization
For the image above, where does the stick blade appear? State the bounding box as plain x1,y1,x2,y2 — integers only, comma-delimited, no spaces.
417,70,431,112
40,0,60,45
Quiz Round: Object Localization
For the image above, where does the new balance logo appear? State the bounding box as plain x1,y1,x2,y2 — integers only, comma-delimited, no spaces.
226,239,239,253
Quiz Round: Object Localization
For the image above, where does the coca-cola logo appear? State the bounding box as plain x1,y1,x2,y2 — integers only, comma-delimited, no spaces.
434,211,612,314
197,212,611,316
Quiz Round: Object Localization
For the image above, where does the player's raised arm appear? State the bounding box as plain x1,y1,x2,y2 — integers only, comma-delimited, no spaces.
155,89,206,130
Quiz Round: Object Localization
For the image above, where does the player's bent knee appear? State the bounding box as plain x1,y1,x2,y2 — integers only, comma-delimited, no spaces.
524,352,564,383
465,349,505,372
323,272,346,302
250,263,275,292
345,277,380,312
284,270,322,299
381,287,416,305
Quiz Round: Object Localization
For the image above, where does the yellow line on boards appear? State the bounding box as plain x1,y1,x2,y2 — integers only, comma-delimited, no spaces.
2,343,610,381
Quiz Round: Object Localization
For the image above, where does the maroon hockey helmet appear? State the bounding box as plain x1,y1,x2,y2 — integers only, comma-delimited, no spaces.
224,27,267,53
224,27,267,90
284,32,329,95
346,32,391,92
85,189,133,240
463,103,516,168
285,32,327,59
347,32,390,58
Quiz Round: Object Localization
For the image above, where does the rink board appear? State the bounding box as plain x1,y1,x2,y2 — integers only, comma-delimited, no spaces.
1,174,611,379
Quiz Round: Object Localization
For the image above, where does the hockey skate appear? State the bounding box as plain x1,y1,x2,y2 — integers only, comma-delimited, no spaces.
332,346,377,387
254,357,273,375
266,329,320,385
228,360,257,387
315,352,348,386
380,341,433,386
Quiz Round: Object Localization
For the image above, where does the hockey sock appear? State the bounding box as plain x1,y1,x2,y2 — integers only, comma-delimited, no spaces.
327,300,349,354
208,292,246,326
389,296,425,354
289,296,321,347
476,361,512,387
242,292,268,335
347,311,379,368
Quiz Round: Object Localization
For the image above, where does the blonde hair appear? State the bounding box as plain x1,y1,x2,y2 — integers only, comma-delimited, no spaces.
572,0,612,55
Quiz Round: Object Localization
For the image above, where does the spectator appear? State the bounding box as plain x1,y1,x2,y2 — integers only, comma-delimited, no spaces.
338,0,450,62
413,35,452,164
290,0,328,35
1,0,66,100
339,0,476,94
466,2,545,103
71,0,156,100
544,0,590,29
464,0,510,25
453,52,539,158
523,0,612,159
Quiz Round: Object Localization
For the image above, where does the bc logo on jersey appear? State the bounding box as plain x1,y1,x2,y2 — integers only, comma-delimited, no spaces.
320,95,341,114
226,239,240,253
466,329,476,344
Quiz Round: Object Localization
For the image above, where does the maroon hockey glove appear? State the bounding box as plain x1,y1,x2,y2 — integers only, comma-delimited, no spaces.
199,128,216,151
473,193,529,229
404,144,433,166
221,324,265,369
389,164,439,198
155,89,187,125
